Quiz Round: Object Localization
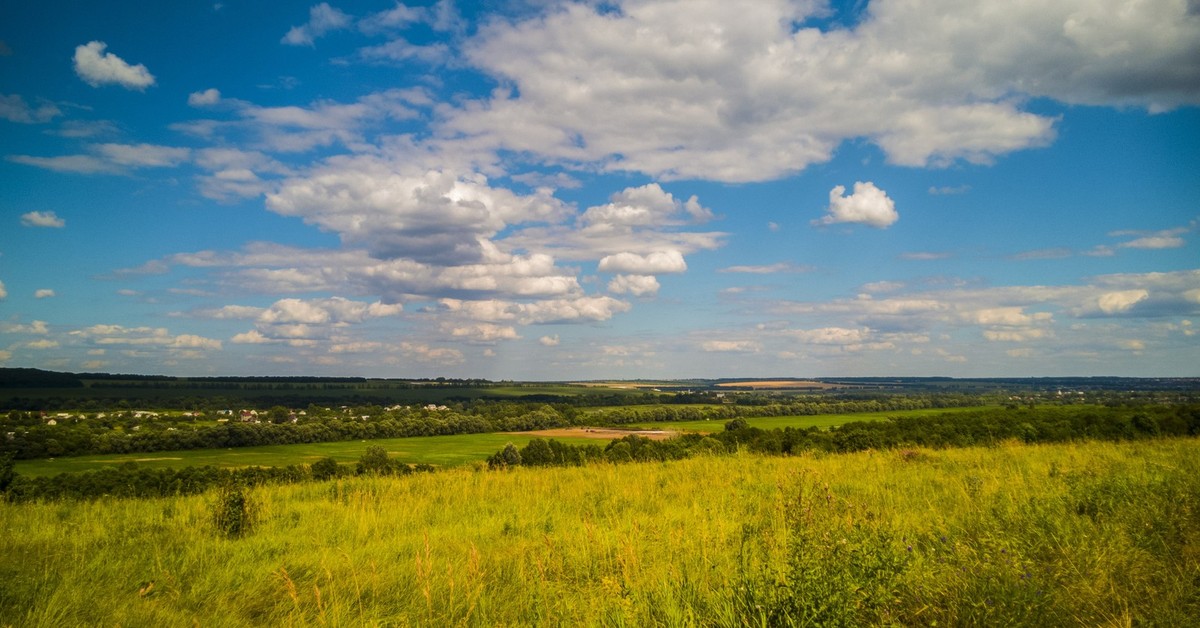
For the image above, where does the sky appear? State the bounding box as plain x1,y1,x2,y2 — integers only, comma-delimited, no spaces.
1,0,1198,380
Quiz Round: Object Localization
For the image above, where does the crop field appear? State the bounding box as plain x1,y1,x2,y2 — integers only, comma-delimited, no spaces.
3,438,1197,625
12,432,606,477
627,405,992,431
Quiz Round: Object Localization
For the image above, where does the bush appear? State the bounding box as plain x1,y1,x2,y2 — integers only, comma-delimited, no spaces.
487,443,522,469
310,456,340,481
357,445,391,475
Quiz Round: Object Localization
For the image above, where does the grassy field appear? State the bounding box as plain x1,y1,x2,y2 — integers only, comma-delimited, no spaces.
627,405,992,431
12,433,606,477
2,438,1197,625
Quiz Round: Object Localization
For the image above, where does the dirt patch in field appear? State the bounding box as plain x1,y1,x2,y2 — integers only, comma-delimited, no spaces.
507,427,678,441
715,380,836,390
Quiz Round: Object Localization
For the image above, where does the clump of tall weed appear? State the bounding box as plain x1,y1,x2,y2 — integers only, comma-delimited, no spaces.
736,476,912,626
212,483,256,538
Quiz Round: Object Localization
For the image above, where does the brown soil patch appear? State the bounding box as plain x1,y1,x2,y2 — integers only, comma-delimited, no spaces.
507,427,678,441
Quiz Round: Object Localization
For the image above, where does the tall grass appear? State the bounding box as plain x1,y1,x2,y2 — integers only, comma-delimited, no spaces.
2,438,1198,625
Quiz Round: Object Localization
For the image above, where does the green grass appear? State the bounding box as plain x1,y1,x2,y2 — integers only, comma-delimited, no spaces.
13,433,606,477
2,438,1197,625
628,405,991,431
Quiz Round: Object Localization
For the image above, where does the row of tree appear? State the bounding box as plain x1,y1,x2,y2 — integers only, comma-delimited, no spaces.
489,404,1200,469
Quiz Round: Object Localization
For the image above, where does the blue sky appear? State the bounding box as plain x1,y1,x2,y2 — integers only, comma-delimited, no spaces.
1,0,1198,379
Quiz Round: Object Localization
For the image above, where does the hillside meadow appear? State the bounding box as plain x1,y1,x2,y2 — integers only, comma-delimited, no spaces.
3,437,1198,626
4,437,1195,628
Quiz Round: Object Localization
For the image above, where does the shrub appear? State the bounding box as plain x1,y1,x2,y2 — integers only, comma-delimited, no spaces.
310,456,340,481
357,445,391,475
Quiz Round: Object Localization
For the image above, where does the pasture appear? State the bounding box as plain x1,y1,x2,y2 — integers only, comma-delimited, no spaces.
12,432,606,477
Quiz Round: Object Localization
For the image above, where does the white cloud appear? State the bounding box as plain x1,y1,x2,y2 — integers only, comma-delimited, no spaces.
0,280,6,299
701,340,761,353
0,320,49,335
444,322,520,343
69,325,222,354
598,250,687,274
539,334,560,347
1119,236,1186,250
188,88,221,106
719,262,810,274
439,295,632,325
1097,289,1149,314
93,143,190,167
438,0,1200,183
34,289,55,299
899,251,952,261
73,41,155,90
26,339,59,350
9,144,189,174
7,154,119,174
20,211,65,228
814,182,898,228
607,274,661,297
175,88,425,153
0,94,61,124
282,3,353,46
267,158,569,264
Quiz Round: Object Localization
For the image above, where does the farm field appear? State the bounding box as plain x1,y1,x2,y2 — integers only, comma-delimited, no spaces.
627,405,993,431
12,432,607,477
2,438,1196,625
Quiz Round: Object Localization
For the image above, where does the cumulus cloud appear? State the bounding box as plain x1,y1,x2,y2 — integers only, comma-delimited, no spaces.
188,88,221,106
34,289,55,299
267,158,569,264
73,41,155,90
814,182,898,228
206,297,403,347
20,211,65,228
444,322,520,343
598,250,687,274
0,280,6,299
539,334,560,347
607,274,661,297
446,0,1200,181
282,3,353,46
0,320,49,335
0,94,61,124
69,325,222,353
1096,289,1150,314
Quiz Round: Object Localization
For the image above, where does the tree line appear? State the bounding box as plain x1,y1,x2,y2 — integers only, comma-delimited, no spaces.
488,403,1200,469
